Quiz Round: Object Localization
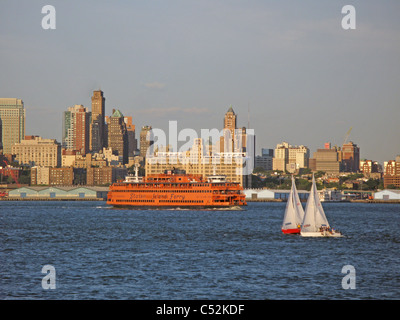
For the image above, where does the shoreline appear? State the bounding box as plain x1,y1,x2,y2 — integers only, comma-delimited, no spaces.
246,199,400,204
1,198,400,204
0,198,105,201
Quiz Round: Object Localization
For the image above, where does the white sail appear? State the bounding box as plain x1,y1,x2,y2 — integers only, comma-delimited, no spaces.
292,176,305,223
282,176,304,231
301,174,330,233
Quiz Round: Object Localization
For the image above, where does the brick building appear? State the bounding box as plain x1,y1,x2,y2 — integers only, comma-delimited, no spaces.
383,157,400,188
342,141,360,172
86,166,127,186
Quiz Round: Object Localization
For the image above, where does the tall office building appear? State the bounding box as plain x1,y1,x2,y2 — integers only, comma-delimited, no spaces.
0,98,25,154
90,90,106,152
224,105,237,136
63,105,91,154
124,116,137,158
311,147,341,174
342,141,360,172
107,109,128,164
140,125,153,158
255,148,274,171
216,107,254,172
273,142,289,171
219,106,237,153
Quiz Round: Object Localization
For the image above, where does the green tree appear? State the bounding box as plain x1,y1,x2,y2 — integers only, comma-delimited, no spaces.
251,175,264,188
299,168,312,175
253,167,268,174
365,179,380,190
314,171,326,179
296,178,311,190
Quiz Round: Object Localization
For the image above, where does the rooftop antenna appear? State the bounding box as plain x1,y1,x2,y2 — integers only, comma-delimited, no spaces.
247,102,250,129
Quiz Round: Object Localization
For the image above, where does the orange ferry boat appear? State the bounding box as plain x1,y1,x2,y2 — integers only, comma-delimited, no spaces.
107,168,246,209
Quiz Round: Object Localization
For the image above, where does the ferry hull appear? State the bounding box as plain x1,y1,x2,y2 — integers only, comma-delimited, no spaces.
108,204,245,210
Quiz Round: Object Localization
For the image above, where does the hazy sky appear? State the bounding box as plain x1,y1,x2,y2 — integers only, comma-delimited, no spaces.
1,1,399,163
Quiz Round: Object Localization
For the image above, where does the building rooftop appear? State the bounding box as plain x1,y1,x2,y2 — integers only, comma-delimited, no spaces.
111,109,124,118
15,186,110,192
376,189,400,194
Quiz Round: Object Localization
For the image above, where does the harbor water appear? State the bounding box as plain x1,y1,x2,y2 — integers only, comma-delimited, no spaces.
1,201,399,299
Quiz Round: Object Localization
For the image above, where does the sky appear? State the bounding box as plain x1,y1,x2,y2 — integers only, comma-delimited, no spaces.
1,0,399,164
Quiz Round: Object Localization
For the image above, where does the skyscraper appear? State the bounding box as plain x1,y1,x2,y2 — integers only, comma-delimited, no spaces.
219,106,237,153
124,116,137,158
342,141,360,172
224,105,237,136
63,105,91,154
140,125,153,158
107,109,128,164
311,146,341,174
0,98,25,154
90,90,106,152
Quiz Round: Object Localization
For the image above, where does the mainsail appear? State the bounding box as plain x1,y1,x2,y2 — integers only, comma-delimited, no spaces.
282,175,304,233
301,174,330,233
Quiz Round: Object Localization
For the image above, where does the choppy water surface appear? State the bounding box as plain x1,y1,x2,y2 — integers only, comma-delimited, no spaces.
1,201,399,299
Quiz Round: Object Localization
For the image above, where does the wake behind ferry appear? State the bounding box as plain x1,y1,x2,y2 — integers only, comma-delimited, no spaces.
107,166,246,209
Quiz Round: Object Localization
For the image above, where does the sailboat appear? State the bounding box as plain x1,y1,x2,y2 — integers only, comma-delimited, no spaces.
300,174,342,237
282,175,305,234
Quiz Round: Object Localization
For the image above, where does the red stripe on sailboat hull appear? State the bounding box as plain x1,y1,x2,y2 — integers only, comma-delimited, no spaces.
282,228,301,234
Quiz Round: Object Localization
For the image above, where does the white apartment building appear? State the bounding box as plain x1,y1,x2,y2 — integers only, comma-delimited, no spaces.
273,142,310,173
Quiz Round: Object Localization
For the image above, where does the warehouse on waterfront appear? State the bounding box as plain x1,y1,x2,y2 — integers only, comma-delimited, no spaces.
7,186,109,200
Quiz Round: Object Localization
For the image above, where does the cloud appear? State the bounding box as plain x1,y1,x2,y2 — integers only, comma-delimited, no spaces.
136,107,210,117
142,82,166,90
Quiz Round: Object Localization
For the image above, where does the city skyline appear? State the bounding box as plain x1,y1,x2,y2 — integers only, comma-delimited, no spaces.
2,91,398,166
1,1,400,164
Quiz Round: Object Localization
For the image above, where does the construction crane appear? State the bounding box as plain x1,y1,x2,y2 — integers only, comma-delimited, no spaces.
1,159,21,188
342,127,353,146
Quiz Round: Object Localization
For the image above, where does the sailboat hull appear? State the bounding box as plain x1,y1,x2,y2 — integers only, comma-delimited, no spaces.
282,228,301,234
300,231,342,237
